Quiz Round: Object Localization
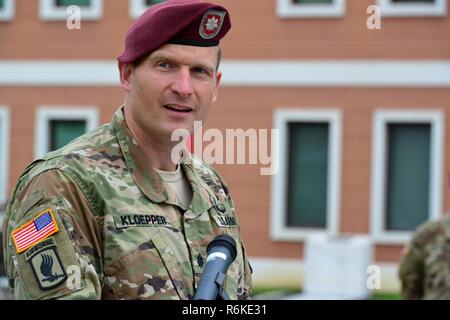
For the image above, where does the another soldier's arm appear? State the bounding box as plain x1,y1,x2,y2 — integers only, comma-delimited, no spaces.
4,169,103,299
398,233,424,300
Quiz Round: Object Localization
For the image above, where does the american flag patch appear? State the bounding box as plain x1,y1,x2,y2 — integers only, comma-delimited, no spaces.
12,209,59,253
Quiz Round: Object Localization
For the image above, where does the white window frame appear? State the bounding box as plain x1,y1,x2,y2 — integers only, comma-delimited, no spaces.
277,0,346,18
130,0,151,19
270,109,342,241
370,110,444,244
35,107,99,159
0,0,14,21
377,0,447,17
0,107,10,212
39,0,103,21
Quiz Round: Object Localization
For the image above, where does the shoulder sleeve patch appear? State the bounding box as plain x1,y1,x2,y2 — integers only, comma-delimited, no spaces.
12,208,59,254
10,200,87,299
25,237,67,290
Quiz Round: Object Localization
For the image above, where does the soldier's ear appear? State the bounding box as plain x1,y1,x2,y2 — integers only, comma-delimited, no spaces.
211,70,222,103
448,171,450,193
118,62,133,92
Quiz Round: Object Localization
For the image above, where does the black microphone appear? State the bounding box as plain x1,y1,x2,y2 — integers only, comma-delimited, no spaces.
194,234,237,300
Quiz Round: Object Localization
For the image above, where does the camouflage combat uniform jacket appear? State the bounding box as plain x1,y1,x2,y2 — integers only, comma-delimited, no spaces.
398,214,450,299
2,107,252,300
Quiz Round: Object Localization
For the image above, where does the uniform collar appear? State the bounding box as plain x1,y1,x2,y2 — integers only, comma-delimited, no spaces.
112,106,167,203
111,106,217,216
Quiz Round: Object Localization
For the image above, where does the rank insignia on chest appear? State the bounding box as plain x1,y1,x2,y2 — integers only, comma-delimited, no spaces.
11,208,59,253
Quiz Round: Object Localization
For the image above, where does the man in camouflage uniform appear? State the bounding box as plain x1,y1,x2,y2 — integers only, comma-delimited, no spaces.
2,0,252,300
398,214,450,299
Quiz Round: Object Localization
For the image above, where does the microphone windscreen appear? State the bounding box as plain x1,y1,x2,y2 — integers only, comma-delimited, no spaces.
207,234,237,261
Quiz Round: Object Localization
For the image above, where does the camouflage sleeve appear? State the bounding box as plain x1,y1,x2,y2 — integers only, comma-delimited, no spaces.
210,167,253,300
239,240,253,300
398,231,424,300
4,169,103,300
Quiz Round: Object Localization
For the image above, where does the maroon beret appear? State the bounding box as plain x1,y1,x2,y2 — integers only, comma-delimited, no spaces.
118,0,231,63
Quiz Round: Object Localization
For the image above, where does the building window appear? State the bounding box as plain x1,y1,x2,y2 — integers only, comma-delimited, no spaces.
0,0,14,21
287,123,329,228
371,110,444,244
277,0,346,18
49,120,87,151
39,0,103,21
0,107,10,212
35,107,99,158
271,109,342,241
130,0,165,19
377,0,447,17
56,0,91,6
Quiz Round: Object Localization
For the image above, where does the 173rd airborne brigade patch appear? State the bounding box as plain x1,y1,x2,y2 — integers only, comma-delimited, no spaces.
11,209,67,289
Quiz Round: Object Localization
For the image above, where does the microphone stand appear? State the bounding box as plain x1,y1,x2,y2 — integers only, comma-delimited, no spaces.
214,272,230,300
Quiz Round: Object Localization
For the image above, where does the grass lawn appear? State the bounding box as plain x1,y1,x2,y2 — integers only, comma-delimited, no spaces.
252,287,301,296
252,287,402,300
371,292,402,300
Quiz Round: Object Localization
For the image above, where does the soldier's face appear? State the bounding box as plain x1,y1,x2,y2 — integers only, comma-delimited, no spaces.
121,44,222,143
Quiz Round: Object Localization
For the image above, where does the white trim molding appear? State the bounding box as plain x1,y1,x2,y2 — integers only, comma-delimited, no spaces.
34,107,99,159
0,61,118,86
370,110,445,245
1,60,450,87
39,0,103,21
0,107,10,209
250,257,401,294
271,109,342,241
377,0,447,17
0,0,14,21
277,0,346,18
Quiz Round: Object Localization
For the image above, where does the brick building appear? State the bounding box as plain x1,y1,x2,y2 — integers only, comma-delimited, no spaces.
0,0,449,295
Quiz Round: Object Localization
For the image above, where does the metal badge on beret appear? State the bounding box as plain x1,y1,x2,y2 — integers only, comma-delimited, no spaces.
199,10,226,40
